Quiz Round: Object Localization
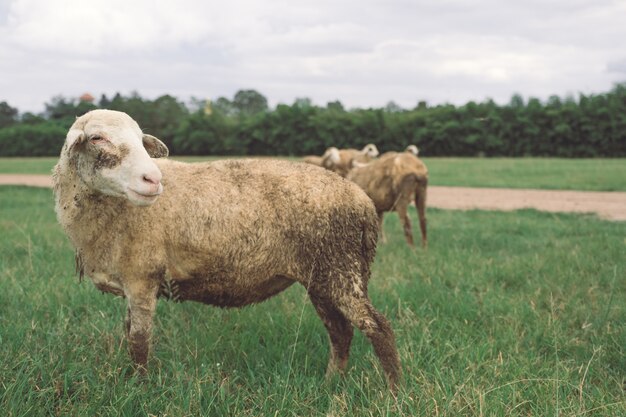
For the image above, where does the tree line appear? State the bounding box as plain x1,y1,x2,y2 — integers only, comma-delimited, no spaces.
0,84,625,157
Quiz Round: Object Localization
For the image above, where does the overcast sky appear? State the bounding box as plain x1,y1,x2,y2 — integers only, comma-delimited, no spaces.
1,0,625,113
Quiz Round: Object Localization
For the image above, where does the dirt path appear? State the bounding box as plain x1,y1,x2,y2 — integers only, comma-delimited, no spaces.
428,186,626,221
0,174,53,188
1,174,625,221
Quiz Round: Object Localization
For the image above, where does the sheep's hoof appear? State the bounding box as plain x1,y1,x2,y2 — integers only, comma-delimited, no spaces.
132,364,149,382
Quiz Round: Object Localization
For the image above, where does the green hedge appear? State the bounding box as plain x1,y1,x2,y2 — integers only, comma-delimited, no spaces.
0,123,67,156
1,84,625,157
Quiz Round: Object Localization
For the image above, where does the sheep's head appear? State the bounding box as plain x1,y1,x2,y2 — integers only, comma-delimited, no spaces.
63,109,169,207
362,144,379,158
321,147,341,168
406,145,419,156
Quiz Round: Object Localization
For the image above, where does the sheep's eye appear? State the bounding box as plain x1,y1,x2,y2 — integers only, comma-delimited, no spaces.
90,135,107,144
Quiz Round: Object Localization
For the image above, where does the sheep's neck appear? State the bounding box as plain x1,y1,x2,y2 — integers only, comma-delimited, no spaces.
54,161,125,251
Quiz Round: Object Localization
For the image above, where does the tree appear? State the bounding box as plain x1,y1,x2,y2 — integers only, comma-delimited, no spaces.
187,96,207,113
20,112,45,125
232,89,268,116
44,95,96,120
99,94,111,108
173,110,238,155
384,101,403,113
0,101,18,128
415,100,428,110
44,95,77,120
509,93,525,109
294,97,313,108
212,97,237,117
326,100,345,112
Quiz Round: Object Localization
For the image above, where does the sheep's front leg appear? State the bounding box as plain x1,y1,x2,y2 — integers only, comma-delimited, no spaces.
124,281,159,374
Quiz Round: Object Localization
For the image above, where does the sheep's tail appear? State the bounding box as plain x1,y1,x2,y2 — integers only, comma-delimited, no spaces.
414,175,428,248
360,207,379,285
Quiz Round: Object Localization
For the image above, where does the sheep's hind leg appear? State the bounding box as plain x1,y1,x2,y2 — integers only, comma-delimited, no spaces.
309,293,354,377
124,281,159,375
396,202,414,247
415,185,428,247
337,295,401,390
377,212,387,243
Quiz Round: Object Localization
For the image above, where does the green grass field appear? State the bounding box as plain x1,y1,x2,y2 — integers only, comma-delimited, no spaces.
1,186,624,416
1,156,625,191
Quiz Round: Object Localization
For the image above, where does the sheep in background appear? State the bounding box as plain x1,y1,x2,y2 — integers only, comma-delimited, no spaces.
53,110,401,390
379,144,420,161
405,145,419,156
347,152,428,247
302,147,340,166
302,155,324,166
321,144,380,177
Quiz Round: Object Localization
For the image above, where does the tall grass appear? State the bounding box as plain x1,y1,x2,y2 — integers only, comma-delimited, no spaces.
0,186,624,416
1,157,625,191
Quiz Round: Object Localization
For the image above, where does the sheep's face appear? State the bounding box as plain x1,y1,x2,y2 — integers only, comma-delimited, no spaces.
321,147,341,170
406,145,419,156
363,144,379,158
65,110,169,207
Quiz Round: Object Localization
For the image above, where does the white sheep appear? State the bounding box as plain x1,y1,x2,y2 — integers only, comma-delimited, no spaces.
52,110,401,389
347,152,428,247
405,145,419,156
302,146,340,166
320,144,380,177
378,145,420,161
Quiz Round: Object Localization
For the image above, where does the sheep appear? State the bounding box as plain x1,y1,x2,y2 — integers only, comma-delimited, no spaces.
302,155,323,166
379,145,420,161
405,145,419,156
302,147,340,167
52,109,401,390
320,144,379,177
346,152,428,247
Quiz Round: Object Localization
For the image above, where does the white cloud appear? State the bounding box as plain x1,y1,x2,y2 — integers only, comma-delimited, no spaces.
5,0,218,52
607,58,626,74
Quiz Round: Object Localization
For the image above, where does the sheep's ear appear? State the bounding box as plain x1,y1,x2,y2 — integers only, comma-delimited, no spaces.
142,134,169,158
66,129,87,156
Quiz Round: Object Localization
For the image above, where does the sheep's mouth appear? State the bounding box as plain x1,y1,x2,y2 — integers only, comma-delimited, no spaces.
127,188,162,203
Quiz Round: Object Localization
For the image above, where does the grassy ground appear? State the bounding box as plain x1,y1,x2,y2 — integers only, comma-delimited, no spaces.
0,156,625,191
1,186,624,416
423,157,626,191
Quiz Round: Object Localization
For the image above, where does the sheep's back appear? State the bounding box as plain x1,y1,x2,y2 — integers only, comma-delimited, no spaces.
154,158,377,278
157,158,371,214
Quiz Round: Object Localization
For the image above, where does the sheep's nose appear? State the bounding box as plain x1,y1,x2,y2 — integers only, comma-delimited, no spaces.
142,171,162,185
